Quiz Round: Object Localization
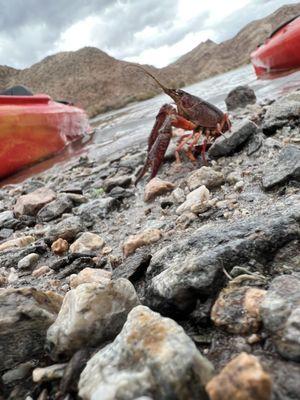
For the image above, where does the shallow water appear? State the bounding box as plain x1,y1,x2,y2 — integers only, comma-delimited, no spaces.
2,64,300,186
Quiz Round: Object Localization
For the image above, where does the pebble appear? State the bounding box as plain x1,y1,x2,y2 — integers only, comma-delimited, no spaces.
206,352,272,400
176,185,210,214
123,228,162,257
211,286,266,334
187,166,224,191
0,235,35,252
69,267,112,288
0,275,8,286
143,177,175,202
32,363,67,382
234,180,244,192
14,187,56,216
2,361,36,385
70,232,105,254
32,266,52,278
260,273,300,361
0,287,62,372
51,238,69,254
17,253,40,270
226,171,242,184
78,305,214,400
171,187,185,204
46,279,140,357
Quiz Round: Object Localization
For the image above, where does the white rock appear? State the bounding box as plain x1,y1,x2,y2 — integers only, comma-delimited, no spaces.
69,267,112,288
17,253,39,270
46,279,140,357
176,185,210,214
78,306,214,400
70,232,105,253
171,187,185,204
32,363,67,382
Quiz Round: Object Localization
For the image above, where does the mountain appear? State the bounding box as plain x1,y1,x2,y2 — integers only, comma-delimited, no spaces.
164,3,300,84
1,3,300,117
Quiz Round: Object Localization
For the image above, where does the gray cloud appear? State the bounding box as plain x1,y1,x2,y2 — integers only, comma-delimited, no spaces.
0,0,298,68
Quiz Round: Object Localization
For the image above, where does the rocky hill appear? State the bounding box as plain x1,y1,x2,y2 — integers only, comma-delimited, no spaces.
164,2,300,83
1,3,300,117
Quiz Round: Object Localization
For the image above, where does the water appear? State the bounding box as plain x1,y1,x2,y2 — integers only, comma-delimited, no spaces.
2,64,300,186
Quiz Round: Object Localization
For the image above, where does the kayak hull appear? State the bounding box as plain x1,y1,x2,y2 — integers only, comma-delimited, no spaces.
0,95,90,179
251,16,300,78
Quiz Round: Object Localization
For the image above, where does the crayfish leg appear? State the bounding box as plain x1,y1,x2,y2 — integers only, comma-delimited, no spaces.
175,134,193,164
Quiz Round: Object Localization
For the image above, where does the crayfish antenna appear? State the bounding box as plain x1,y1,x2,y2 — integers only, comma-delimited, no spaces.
125,64,169,93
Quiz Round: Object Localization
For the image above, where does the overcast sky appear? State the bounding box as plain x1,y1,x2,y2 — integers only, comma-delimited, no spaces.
0,0,299,69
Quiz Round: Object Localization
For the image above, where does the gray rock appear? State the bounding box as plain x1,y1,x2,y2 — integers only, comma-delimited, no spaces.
103,175,132,193
46,216,82,242
0,240,48,269
208,119,257,158
262,145,300,189
0,228,13,241
260,273,300,361
17,253,40,270
146,200,300,315
0,211,20,230
2,360,36,385
119,153,145,169
37,195,73,222
75,198,117,224
109,186,135,199
0,288,62,372
262,93,300,135
225,85,256,111
78,305,214,400
46,279,140,357
187,167,224,191
113,251,151,281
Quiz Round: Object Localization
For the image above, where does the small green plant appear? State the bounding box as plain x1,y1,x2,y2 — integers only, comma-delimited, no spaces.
91,187,105,198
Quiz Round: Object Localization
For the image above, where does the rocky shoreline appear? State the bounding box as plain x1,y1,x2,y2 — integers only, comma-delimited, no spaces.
0,87,299,399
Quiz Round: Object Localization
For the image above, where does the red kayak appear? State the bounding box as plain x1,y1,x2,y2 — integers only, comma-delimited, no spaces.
0,91,90,179
251,15,300,78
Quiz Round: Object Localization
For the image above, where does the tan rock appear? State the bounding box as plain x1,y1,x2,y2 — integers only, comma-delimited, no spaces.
0,236,35,252
51,238,69,254
187,166,224,191
123,228,162,257
144,177,175,202
70,232,105,254
69,268,112,288
0,275,8,286
14,187,56,216
211,286,266,334
206,352,272,400
102,246,112,255
32,266,52,278
176,185,210,214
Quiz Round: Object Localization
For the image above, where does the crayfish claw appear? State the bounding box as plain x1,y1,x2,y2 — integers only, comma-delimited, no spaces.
135,115,173,185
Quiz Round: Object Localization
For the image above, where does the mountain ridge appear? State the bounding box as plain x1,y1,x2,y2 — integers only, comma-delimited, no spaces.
1,3,300,117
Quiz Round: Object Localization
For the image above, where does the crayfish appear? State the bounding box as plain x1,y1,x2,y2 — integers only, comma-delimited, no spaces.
133,66,231,185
